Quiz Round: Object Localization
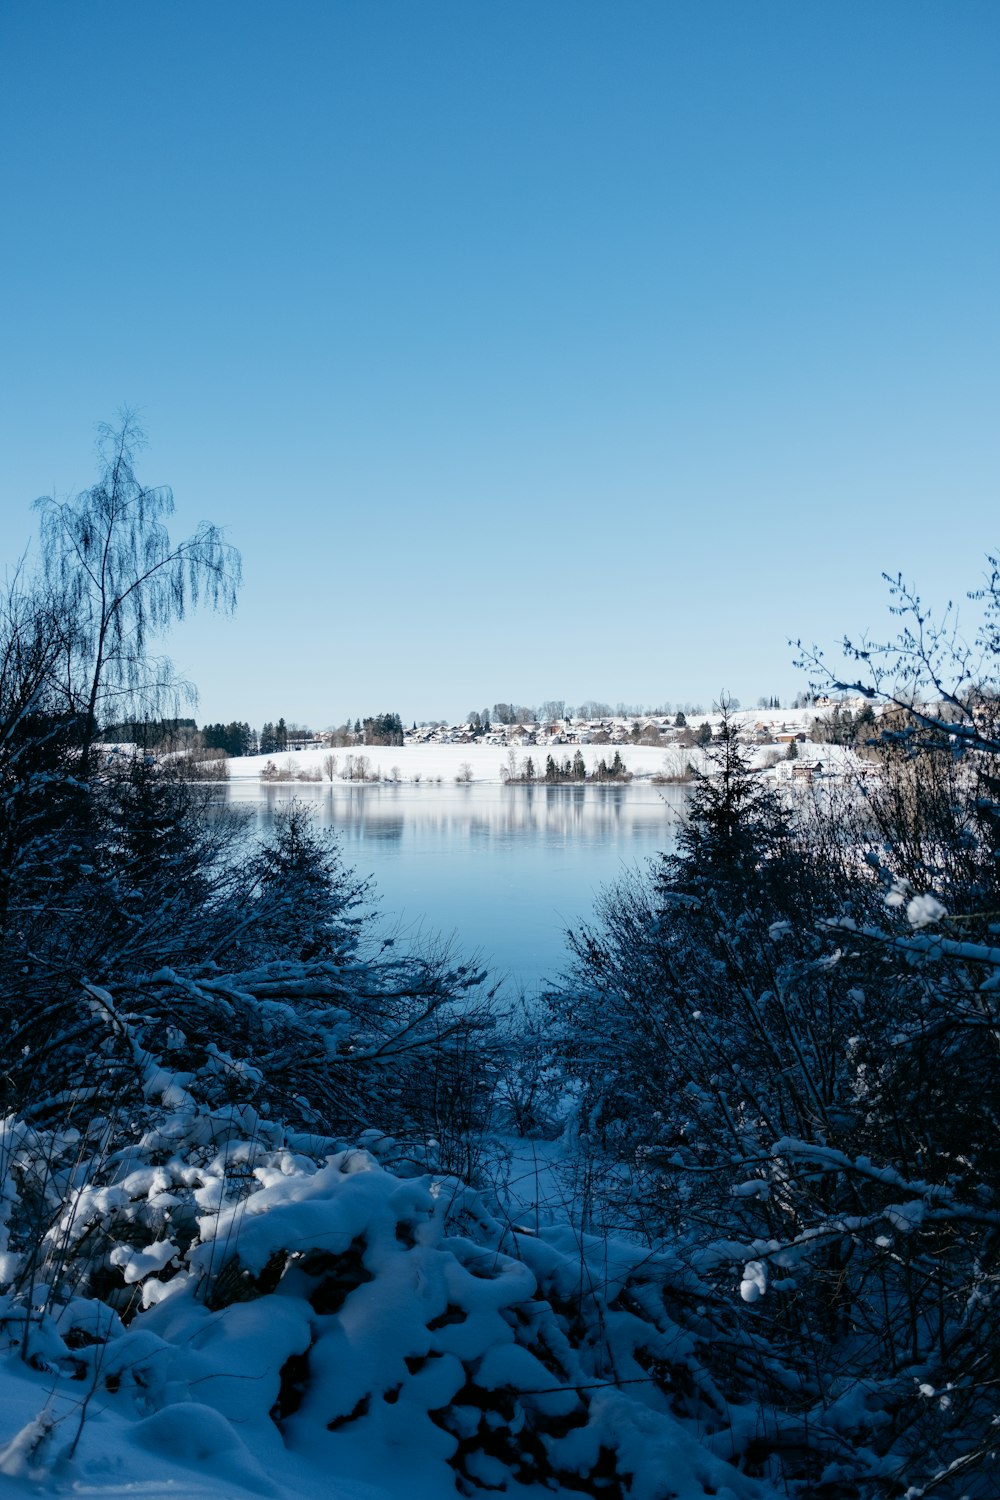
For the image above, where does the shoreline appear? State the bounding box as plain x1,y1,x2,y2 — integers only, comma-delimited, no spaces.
222,741,687,786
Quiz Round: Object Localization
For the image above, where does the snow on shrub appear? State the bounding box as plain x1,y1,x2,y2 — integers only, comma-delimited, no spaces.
0,1115,770,1499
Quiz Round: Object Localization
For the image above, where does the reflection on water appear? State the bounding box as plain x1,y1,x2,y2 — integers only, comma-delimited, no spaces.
224,782,684,992
239,782,679,841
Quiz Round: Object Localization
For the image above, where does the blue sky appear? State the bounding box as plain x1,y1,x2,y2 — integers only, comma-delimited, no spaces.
1,1,998,727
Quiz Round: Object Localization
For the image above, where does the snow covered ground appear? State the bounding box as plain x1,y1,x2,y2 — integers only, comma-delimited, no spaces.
226,708,838,786
230,741,671,784
0,1141,775,1500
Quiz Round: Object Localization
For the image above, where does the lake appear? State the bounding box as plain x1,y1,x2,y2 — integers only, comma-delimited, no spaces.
224,781,684,993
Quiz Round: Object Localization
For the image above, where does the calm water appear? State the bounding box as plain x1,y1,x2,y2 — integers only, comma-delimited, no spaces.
224,782,683,992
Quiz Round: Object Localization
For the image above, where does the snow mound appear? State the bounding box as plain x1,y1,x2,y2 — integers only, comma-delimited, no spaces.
0,1123,774,1500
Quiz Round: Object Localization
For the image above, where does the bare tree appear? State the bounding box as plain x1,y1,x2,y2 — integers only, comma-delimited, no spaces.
0,570,78,928
500,748,520,783
796,562,1000,754
34,413,241,763
0,567,67,747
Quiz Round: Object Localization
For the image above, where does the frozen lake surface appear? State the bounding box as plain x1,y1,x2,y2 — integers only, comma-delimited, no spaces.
224,781,684,992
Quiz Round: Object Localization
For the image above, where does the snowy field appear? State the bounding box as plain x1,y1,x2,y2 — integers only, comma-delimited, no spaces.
230,741,674,783
226,708,832,785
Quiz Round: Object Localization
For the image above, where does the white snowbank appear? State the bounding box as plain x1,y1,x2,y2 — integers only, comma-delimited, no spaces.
0,1135,777,1500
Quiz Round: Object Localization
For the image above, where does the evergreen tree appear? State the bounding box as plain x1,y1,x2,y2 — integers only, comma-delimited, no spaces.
202,720,253,757
246,801,369,964
671,703,792,889
362,712,404,746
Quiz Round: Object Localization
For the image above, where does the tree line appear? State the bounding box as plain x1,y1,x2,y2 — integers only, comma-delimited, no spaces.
95,712,409,759
500,749,632,783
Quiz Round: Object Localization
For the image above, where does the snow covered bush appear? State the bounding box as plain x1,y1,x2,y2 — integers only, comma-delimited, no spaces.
548,696,1000,1496
0,1113,778,1499
0,431,499,1342
3,767,498,1149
